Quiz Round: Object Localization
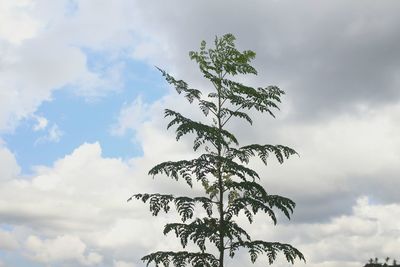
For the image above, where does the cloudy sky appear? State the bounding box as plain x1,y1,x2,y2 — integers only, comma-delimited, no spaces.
1,1,400,267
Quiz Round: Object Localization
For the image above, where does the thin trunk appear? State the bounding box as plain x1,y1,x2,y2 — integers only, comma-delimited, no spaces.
217,75,224,267
218,152,224,267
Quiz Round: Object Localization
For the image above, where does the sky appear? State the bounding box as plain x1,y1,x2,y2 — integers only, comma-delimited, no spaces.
1,1,400,267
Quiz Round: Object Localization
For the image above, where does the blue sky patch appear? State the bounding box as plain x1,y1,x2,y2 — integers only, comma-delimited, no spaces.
3,54,166,175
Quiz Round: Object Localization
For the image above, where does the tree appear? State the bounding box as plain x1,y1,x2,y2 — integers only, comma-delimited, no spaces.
364,257,400,267
128,33,305,267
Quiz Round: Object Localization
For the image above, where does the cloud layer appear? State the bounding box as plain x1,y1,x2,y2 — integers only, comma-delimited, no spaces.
1,0,400,266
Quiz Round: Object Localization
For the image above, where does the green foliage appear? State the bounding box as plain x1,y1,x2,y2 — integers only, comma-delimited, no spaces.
129,33,304,267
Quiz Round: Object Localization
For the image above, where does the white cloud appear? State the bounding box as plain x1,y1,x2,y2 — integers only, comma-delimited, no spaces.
47,124,63,142
0,0,138,132
0,229,19,250
113,260,137,267
34,123,63,145
0,0,40,44
0,141,153,266
251,101,400,205
110,96,149,137
292,197,400,267
0,142,20,181
32,115,48,131
25,235,103,266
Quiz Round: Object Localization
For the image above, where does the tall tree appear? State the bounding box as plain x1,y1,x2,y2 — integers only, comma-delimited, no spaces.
128,34,304,267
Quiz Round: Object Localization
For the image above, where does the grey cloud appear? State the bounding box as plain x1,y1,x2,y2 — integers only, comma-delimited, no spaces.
132,0,400,120
293,193,356,223
350,172,400,204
